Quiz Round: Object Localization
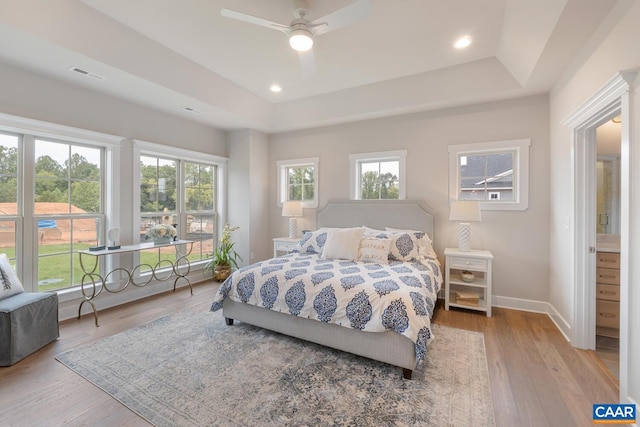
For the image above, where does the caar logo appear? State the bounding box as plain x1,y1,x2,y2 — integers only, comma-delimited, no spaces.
593,404,636,424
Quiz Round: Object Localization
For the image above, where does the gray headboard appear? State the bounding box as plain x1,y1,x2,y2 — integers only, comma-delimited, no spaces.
317,200,436,242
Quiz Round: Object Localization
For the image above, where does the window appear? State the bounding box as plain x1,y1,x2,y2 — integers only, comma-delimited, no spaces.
350,150,406,200
448,139,530,210
35,139,104,291
136,141,225,273
1,112,121,294
277,158,318,208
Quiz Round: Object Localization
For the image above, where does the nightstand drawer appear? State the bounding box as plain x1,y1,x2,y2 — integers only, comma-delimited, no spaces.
596,284,620,302
449,257,488,271
277,241,298,252
596,267,620,285
596,300,619,329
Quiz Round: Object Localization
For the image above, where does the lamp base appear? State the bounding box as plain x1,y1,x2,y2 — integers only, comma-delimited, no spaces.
288,217,298,239
458,222,471,251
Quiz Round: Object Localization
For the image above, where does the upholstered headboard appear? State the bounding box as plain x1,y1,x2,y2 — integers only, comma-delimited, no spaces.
317,200,436,242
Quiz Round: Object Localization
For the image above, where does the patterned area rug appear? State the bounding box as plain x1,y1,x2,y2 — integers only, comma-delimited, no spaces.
56,309,495,426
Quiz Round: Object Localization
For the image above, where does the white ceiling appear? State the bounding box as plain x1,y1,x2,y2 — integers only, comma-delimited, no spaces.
0,0,619,133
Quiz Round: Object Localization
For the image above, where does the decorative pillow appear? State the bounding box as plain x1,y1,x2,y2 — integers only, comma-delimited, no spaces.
386,227,437,259
293,228,329,255
358,236,391,264
321,227,365,261
387,232,423,262
0,253,25,300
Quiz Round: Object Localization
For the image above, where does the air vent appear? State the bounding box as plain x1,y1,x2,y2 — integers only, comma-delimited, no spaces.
69,67,105,81
182,106,203,114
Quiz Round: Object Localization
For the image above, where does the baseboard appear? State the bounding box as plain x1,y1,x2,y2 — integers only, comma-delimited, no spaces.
492,295,572,342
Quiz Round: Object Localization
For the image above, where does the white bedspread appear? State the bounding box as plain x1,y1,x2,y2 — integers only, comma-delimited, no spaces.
211,252,442,363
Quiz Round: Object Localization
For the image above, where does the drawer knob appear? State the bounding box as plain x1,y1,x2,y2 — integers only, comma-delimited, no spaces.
599,313,616,318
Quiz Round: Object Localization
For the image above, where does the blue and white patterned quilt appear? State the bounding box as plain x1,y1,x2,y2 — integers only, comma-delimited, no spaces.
210,253,442,363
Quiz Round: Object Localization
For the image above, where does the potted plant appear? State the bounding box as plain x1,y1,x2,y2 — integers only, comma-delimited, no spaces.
145,224,177,245
206,223,241,281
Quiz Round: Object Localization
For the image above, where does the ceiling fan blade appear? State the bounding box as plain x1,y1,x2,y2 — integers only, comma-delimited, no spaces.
221,8,290,33
299,50,316,76
310,0,372,36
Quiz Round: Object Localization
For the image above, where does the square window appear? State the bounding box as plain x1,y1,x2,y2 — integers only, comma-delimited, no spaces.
449,139,530,211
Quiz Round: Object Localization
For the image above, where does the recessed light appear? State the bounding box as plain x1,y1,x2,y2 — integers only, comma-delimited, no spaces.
270,84,282,93
454,36,472,49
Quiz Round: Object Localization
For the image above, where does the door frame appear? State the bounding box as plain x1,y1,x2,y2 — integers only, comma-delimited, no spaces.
562,69,636,401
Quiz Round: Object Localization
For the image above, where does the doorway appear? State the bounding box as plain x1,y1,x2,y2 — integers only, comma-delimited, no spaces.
562,69,636,401
594,118,621,379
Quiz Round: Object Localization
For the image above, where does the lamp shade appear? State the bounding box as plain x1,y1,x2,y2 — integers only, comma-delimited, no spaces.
282,201,303,217
449,201,481,222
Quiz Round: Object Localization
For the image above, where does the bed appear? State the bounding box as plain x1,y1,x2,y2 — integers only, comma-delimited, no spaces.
210,200,441,379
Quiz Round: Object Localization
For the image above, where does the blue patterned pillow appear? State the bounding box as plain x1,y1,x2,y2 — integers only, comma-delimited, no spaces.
387,232,422,262
293,229,329,255
386,227,436,259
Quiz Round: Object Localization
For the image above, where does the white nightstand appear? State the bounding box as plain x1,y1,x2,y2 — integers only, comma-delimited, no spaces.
273,237,299,257
444,248,493,317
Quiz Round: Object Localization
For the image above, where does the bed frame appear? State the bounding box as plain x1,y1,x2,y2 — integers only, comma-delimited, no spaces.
223,199,436,379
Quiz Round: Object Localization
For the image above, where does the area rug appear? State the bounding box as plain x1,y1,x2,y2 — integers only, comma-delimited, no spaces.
56,309,495,426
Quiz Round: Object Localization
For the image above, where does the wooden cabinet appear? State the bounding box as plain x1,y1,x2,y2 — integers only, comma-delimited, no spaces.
444,248,493,317
596,251,620,338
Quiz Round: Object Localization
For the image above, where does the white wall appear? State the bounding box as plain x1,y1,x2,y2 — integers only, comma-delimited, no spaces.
549,0,640,405
268,95,550,305
227,130,271,266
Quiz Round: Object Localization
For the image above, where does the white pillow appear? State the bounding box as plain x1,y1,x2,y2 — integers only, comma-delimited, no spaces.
0,253,25,300
321,227,365,261
358,236,391,264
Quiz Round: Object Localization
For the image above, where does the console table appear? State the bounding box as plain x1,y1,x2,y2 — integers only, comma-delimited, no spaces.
78,239,194,326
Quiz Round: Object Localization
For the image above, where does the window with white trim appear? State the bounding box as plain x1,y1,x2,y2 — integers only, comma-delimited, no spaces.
350,150,406,200
0,115,119,293
277,158,318,208
448,139,530,210
136,141,225,273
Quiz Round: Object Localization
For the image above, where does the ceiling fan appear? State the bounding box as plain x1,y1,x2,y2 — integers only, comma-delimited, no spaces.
221,0,372,74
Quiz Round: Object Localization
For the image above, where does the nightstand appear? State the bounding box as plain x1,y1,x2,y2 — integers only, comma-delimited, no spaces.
273,237,299,257
444,248,493,317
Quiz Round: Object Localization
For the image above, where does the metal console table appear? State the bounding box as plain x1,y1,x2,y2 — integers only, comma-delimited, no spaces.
78,239,194,326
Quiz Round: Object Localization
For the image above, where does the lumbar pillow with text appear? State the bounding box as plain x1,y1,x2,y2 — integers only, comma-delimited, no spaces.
0,253,25,300
358,236,392,264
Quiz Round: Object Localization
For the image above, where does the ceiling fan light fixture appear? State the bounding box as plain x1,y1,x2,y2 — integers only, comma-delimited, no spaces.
289,28,313,51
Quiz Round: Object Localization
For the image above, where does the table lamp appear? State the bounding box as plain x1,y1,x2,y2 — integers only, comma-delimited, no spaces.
282,201,303,239
449,201,481,251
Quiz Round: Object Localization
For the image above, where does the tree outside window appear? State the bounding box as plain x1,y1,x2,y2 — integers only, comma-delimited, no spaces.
287,166,315,202
359,160,400,200
350,150,406,200
277,158,319,208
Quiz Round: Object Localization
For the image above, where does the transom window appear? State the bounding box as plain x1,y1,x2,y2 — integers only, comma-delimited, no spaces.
449,139,530,210
277,158,318,208
350,150,407,200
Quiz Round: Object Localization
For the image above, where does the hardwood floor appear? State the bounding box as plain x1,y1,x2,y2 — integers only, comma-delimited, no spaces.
0,284,619,427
